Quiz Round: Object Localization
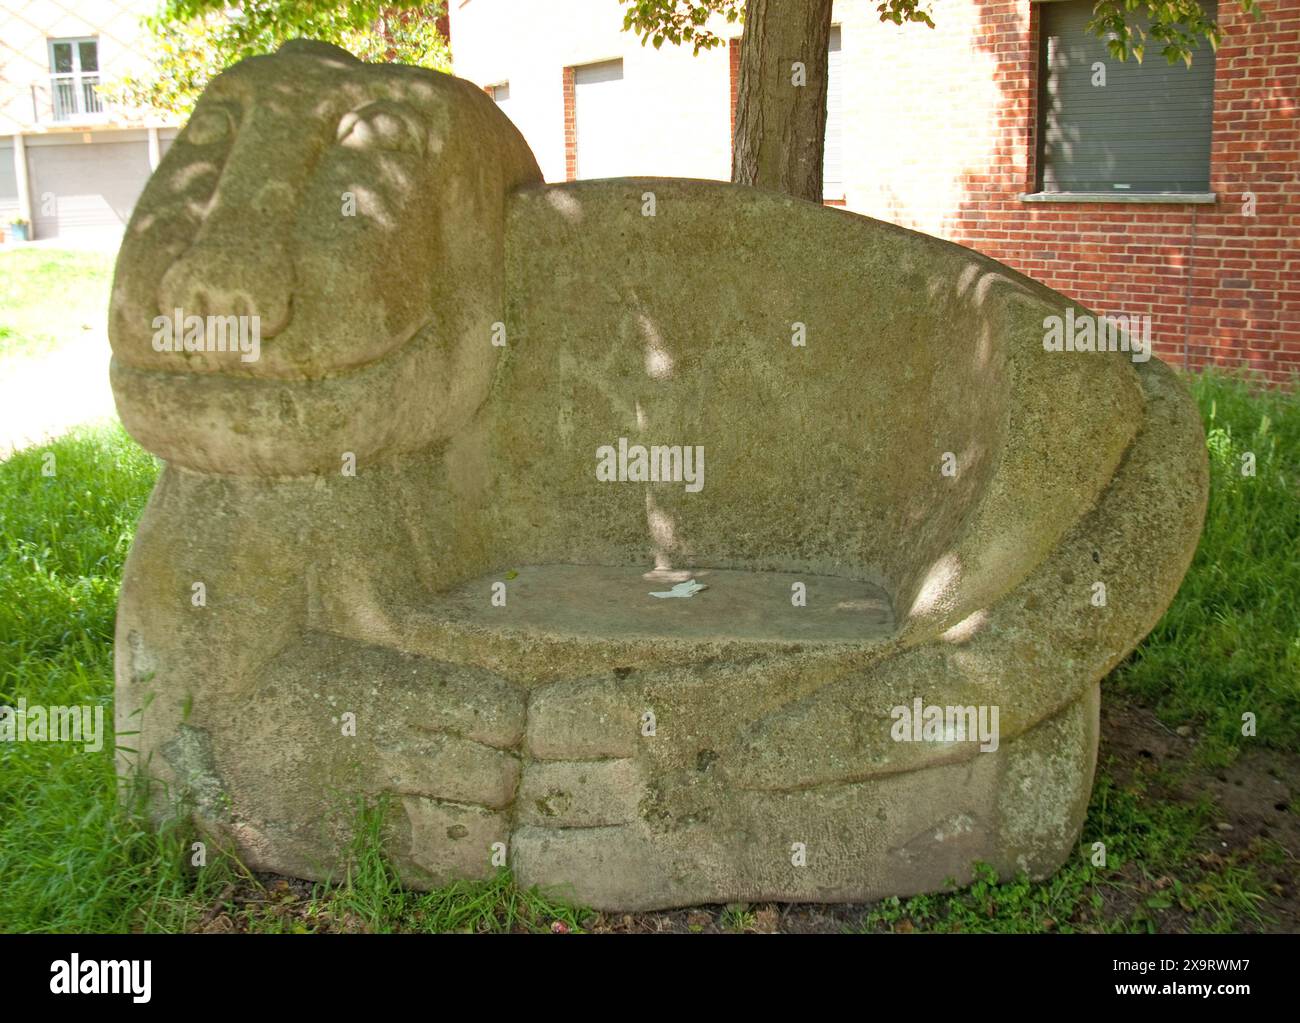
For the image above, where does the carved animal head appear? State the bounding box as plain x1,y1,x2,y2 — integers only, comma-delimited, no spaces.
110,40,541,475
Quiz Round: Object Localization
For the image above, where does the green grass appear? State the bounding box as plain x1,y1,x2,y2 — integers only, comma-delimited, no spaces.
720,903,759,933
0,248,114,363
0,367,1296,932
1110,371,1300,760
325,800,587,934
0,427,199,931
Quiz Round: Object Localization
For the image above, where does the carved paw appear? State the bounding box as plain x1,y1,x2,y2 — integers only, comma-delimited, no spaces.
226,633,525,883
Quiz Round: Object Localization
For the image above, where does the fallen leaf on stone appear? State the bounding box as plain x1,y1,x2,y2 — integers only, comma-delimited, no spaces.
649,579,707,599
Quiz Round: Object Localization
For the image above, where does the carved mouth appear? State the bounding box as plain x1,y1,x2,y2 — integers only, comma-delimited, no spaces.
125,313,436,384
108,312,458,477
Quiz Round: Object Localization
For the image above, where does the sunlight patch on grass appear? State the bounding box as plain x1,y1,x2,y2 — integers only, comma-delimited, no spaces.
0,248,114,364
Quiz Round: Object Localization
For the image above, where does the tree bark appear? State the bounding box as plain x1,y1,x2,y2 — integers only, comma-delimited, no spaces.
731,0,834,203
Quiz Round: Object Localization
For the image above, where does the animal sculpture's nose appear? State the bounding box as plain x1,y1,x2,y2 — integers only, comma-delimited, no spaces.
158,236,293,341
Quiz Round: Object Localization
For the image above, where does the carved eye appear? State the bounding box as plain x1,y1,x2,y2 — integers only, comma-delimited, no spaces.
184,106,235,146
336,101,425,157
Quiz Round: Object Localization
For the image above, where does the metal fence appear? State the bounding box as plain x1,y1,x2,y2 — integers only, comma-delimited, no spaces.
30,73,104,122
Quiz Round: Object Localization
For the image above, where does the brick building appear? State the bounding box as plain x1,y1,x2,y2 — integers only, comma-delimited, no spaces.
451,0,1299,383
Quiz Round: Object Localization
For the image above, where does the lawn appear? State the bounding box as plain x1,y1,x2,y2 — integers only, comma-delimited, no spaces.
1,367,1296,934
0,248,115,364
1111,379,1300,758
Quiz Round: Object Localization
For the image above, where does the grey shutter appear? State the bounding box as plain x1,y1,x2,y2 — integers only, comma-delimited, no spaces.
1038,0,1215,192
573,59,625,180
824,25,843,197
29,137,151,239
0,142,17,224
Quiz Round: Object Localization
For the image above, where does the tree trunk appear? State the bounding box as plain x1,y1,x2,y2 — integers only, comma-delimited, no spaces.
731,0,834,203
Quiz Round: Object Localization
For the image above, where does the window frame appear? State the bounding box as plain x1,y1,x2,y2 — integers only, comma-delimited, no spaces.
1022,0,1217,205
47,36,104,121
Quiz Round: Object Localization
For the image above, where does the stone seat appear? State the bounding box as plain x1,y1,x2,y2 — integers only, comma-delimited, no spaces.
108,41,1208,911
436,564,895,646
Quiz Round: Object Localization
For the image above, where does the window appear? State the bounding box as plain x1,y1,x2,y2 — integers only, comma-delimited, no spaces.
48,37,103,121
1036,0,1214,194
572,59,625,179
824,25,843,199
489,82,514,124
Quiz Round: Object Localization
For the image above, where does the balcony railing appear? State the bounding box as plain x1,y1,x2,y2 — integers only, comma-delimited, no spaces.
30,73,104,123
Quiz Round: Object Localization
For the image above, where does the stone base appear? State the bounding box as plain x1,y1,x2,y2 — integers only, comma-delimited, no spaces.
154,564,1099,912
511,680,1099,910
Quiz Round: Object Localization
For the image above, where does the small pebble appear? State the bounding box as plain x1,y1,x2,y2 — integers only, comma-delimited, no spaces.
1215,822,1234,832
1176,725,1193,738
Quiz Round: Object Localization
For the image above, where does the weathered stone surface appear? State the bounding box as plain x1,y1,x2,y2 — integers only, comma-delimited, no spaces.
110,40,1207,910
392,797,507,887
516,759,647,828
526,677,643,761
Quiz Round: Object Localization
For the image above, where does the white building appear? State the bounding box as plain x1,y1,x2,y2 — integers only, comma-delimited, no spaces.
449,0,987,225
0,0,179,242
452,0,742,187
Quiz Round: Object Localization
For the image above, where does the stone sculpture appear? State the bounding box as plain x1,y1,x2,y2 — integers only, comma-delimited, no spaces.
110,40,1207,910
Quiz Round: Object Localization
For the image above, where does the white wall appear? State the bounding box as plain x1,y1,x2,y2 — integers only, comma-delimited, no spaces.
451,0,1012,236
0,0,166,132
832,3,1006,238
451,0,734,183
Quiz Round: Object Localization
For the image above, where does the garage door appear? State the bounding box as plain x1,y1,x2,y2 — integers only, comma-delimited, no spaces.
574,59,627,180
824,25,843,199
491,82,516,128
28,138,152,240
0,142,17,225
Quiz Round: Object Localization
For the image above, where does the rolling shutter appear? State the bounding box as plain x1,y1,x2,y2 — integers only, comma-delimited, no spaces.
491,82,515,126
0,142,18,225
29,138,151,239
1037,0,1215,193
824,25,843,198
574,59,626,180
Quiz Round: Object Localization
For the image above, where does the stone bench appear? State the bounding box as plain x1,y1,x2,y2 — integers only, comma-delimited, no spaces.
109,40,1207,910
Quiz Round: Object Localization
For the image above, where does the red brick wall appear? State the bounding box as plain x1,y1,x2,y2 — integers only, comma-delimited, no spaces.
946,0,1299,383
562,65,576,182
